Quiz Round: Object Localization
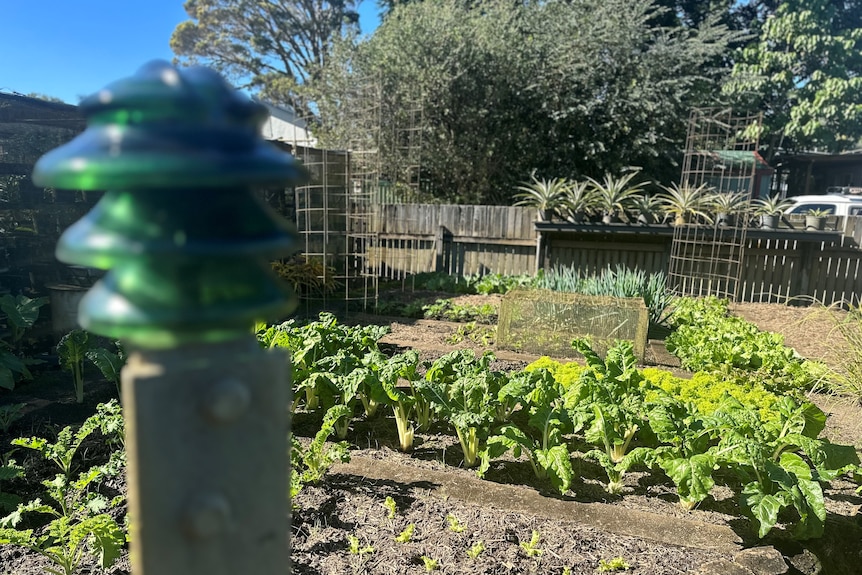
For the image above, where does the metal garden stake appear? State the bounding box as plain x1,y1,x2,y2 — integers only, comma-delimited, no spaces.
33,61,304,575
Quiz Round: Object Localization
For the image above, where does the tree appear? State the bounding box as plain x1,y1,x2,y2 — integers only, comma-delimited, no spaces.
170,0,360,114
316,0,737,203
723,0,862,156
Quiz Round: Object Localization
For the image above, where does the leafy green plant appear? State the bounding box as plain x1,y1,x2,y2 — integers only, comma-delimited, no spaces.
421,555,439,571
290,405,351,499
646,394,717,510
0,510,124,575
423,350,505,468
587,170,645,223
0,459,23,513
271,255,339,297
0,294,48,390
422,299,497,324
0,403,26,434
480,369,574,494
708,395,859,539
0,294,48,350
466,540,485,559
519,529,543,557
85,342,126,398
366,350,422,452
57,330,93,404
598,556,631,572
571,340,654,494
12,420,99,483
666,297,821,393
752,194,794,216
514,174,569,220
395,523,415,543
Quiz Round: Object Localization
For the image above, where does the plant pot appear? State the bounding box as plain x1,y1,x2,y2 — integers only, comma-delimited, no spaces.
637,213,656,225
566,211,587,224
673,215,688,226
602,213,621,225
805,215,826,231
716,213,735,227
760,214,779,229
538,209,553,222
46,284,88,339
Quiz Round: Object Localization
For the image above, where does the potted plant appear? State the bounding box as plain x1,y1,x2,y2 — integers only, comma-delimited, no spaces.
630,194,665,225
560,180,597,223
587,170,645,224
514,174,568,222
805,208,831,231
658,182,713,226
709,192,749,227
752,195,794,229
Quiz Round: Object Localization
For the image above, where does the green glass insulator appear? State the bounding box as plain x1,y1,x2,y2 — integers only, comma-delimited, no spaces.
32,60,306,347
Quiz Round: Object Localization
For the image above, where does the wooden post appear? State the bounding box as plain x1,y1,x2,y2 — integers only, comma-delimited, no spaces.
33,61,305,575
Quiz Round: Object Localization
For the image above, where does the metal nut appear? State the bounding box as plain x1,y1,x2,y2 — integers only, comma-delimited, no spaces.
183,493,231,539
203,378,251,423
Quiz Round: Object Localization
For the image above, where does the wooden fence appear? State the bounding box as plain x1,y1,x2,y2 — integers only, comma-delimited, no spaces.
369,204,862,305
371,204,538,278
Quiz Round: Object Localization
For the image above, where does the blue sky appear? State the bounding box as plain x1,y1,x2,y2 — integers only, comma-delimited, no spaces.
1,0,381,104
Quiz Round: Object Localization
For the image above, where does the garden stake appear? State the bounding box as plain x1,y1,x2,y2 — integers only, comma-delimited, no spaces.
33,61,304,575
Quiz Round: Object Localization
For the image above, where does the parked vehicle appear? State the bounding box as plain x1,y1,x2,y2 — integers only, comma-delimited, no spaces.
783,194,862,217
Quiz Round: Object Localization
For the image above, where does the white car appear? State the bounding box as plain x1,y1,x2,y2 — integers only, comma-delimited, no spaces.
784,194,862,217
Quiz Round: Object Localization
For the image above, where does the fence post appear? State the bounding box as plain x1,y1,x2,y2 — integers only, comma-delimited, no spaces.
33,61,305,575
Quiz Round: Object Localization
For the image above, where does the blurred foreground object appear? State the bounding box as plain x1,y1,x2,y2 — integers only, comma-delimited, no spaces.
34,60,304,574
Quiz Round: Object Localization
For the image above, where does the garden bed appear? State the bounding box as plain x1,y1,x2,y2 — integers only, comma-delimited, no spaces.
2,298,861,575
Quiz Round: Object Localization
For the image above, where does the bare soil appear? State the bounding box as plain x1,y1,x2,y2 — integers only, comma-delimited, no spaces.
2,298,861,575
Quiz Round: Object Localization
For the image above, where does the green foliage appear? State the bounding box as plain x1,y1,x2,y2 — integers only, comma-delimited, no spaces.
85,342,126,398
707,395,859,539
446,513,465,533
347,534,375,555
423,350,507,468
480,369,575,494
317,0,738,203
536,265,675,328
0,294,47,390
0,403,26,434
170,0,360,114
1,403,127,575
422,299,497,324
57,330,93,404
384,496,397,519
666,297,822,393
271,256,340,297
258,312,389,416
723,0,862,156
0,459,23,513
467,539,485,559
